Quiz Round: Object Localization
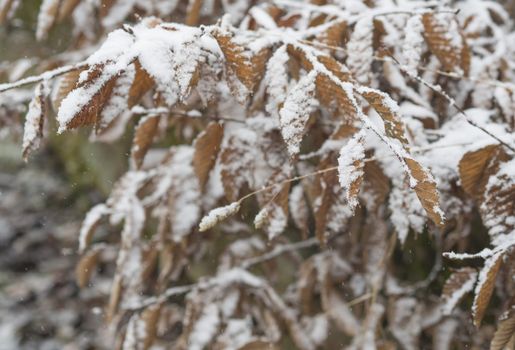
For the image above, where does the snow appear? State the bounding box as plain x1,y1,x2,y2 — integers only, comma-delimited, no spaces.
188,304,220,350
441,272,477,315
402,15,425,76
79,203,110,253
199,202,241,232
337,130,365,211
279,71,318,156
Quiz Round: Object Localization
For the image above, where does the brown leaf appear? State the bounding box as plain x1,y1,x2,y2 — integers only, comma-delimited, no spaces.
52,68,82,111
60,66,119,130
131,114,160,169
22,82,46,161
360,89,408,145
0,0,18,24
193,122,224,190
238,340,278,350
58,0,80,21
404,158,445,226
185,0,202,26
214,31,268,95
36,0,60,40
106,274,123,323
422,13,471,75
473,252,504,327
491,308,515,350
76,246,102,288
459,145,501,198
128,60,155,108
442,267,478,299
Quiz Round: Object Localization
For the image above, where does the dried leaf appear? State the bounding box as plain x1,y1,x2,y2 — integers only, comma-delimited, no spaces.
441,267,477,315
491,310,515,350
36,0,60,40
473,252,504,327
337,131,365,212
193,122,224,190
130,114,160,169
459,145,501,198
404,158,445,227
422,13,471,75
22,82,46,161
76,246,102,288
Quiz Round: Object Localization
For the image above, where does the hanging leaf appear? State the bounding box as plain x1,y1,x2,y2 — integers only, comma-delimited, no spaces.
130,114,160,170
193,122,224,190
22,82,47,161
422,13,471,75
473,252,504,327
337,130,365,212
279,71,318,156
441,267,477,315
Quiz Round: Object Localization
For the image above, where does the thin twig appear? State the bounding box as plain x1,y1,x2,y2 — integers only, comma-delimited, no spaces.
241,237,318,269
131,106,246,124
0,62,87,93
301,40,515,92
386,54,515,153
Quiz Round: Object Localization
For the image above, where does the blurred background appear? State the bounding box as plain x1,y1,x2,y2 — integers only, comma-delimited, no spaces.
0,1,515,349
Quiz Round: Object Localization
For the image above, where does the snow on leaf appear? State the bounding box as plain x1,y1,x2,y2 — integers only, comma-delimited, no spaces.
36,0,59,41
199,202,241,232
22,82,46,161
346,17,374,85
472,251,504,327
130,114,160,170
337,130,365,212
422,12,470,75
441,267,478,315
79,203,110,253
401,15,425,76
279,71,318,156
264,45,289,117
193,122,224,191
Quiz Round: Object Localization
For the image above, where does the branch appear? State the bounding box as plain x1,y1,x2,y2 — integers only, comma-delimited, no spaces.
0,62,87,93
241,237,318,269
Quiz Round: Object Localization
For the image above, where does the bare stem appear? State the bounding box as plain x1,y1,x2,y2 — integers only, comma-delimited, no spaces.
0,62,87,93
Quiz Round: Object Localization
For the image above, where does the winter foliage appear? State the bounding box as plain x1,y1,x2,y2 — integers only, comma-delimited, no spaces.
1,0,515,348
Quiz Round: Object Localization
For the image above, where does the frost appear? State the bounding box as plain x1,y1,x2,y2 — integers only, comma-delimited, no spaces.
279,71,318,156
199,202,241,232
188,304,221,350
337,130,365,211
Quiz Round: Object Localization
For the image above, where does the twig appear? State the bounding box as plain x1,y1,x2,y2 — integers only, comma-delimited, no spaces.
131,106,246,124
301,40,515,92
0,62,87,93
241,237,318,269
